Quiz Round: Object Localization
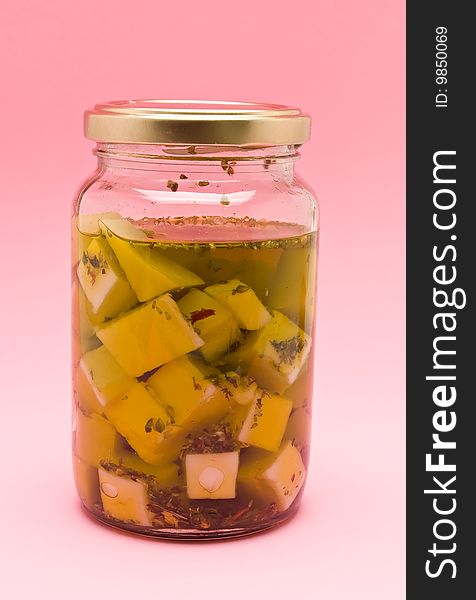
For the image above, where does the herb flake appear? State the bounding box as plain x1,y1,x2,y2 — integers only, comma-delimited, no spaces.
271,335,306,364
231,284,249,295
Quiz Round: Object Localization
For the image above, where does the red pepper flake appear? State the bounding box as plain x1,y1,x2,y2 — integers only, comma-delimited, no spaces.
190,308,215,324
227,500,254,523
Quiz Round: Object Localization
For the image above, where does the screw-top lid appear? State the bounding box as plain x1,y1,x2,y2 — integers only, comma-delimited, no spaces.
84,100,311,146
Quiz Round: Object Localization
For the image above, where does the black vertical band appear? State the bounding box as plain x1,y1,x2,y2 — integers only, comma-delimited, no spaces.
407,4,474,597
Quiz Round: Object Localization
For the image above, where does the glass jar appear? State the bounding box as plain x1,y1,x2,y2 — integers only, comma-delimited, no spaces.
71,101,319,539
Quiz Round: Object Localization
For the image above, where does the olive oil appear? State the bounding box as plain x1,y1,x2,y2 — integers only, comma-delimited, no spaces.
72,215,317,537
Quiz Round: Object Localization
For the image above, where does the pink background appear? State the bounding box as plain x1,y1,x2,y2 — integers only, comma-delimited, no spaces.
0,1,405,598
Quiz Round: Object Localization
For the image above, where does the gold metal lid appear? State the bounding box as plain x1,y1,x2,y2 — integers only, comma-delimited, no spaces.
84,100,311,146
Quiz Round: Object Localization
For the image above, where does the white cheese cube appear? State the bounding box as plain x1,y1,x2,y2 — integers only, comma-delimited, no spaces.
238,441,306,511
78,345,135,409
185,452,239,499
229,311,311,393
98,468,152,526
77,236,136,324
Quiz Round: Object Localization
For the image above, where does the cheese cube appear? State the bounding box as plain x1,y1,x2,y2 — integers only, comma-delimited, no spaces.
98,468,152,526
73,455,101,508
104,383,182,466
231,392,292,452
185,451,239,499
229,310,311,393
147,355,231,431
74,411,121,467
97,294,204,377
77,345,135,412
205,279,271,330
238,441,306,511
77,236,137,324
100,217,204,302
177,289,240,361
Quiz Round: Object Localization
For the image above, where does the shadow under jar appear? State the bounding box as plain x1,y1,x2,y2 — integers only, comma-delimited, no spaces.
71,100,319,539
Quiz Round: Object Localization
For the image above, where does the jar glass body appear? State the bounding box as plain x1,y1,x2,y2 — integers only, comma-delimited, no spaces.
71,143,319,539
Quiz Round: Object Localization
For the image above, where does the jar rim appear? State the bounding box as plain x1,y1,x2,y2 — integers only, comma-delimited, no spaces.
84,100,311,146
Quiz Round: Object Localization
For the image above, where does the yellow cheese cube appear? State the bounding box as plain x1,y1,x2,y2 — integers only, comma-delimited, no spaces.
74,411,121,467
78,345,135,410
230,310,311,393
238,441,306,511
185,451,239,499
231,392,292,452
177,289,240,361
205,279,271,330
100,217,204,302
77,236,137,324
72,455,101,508
98,468,152,526
97,294,204,377
104,383,182,466
147,355,231,431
